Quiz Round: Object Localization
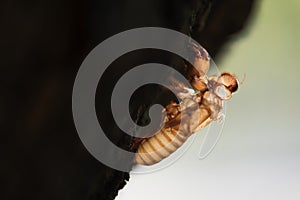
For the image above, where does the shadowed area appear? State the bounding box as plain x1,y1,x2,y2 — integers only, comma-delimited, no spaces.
0,0,256,199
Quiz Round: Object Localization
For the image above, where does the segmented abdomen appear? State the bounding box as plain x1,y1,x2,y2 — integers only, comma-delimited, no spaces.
135,127,187,165
135,106,210,165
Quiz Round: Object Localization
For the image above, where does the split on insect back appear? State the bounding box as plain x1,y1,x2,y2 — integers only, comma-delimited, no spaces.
133,42,239,167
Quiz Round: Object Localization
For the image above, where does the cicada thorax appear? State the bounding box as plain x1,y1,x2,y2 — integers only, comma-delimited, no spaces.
185,42,210,92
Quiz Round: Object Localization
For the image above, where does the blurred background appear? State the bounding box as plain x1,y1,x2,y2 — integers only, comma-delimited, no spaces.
2,0,299,199
117,0,300,199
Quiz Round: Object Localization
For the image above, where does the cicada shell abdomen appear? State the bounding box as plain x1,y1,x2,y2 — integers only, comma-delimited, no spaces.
135,98,210,165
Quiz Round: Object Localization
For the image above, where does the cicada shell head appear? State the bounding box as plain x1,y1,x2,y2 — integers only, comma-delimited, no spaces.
219,72,239,93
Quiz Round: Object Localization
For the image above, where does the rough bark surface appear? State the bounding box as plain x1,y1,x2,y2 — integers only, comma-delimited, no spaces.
1,0,256,199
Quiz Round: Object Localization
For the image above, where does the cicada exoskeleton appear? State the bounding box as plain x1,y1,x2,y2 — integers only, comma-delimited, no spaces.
134,42,239,165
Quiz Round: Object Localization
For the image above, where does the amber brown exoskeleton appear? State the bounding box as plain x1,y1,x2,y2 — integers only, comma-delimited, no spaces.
134,43,239,165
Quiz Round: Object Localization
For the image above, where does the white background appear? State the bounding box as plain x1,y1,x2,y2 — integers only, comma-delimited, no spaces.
117,1,300,199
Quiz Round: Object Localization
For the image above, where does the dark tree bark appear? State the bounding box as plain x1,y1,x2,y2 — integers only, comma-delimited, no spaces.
1,0,256,200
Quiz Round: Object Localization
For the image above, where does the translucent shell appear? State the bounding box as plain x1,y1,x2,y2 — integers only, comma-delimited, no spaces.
134,43,239,166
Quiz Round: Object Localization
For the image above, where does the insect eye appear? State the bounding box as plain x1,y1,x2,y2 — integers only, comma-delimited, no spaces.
215,85,232,100
219,72,239,93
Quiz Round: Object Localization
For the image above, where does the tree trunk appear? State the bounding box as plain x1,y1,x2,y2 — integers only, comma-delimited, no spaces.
1,0,256,199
